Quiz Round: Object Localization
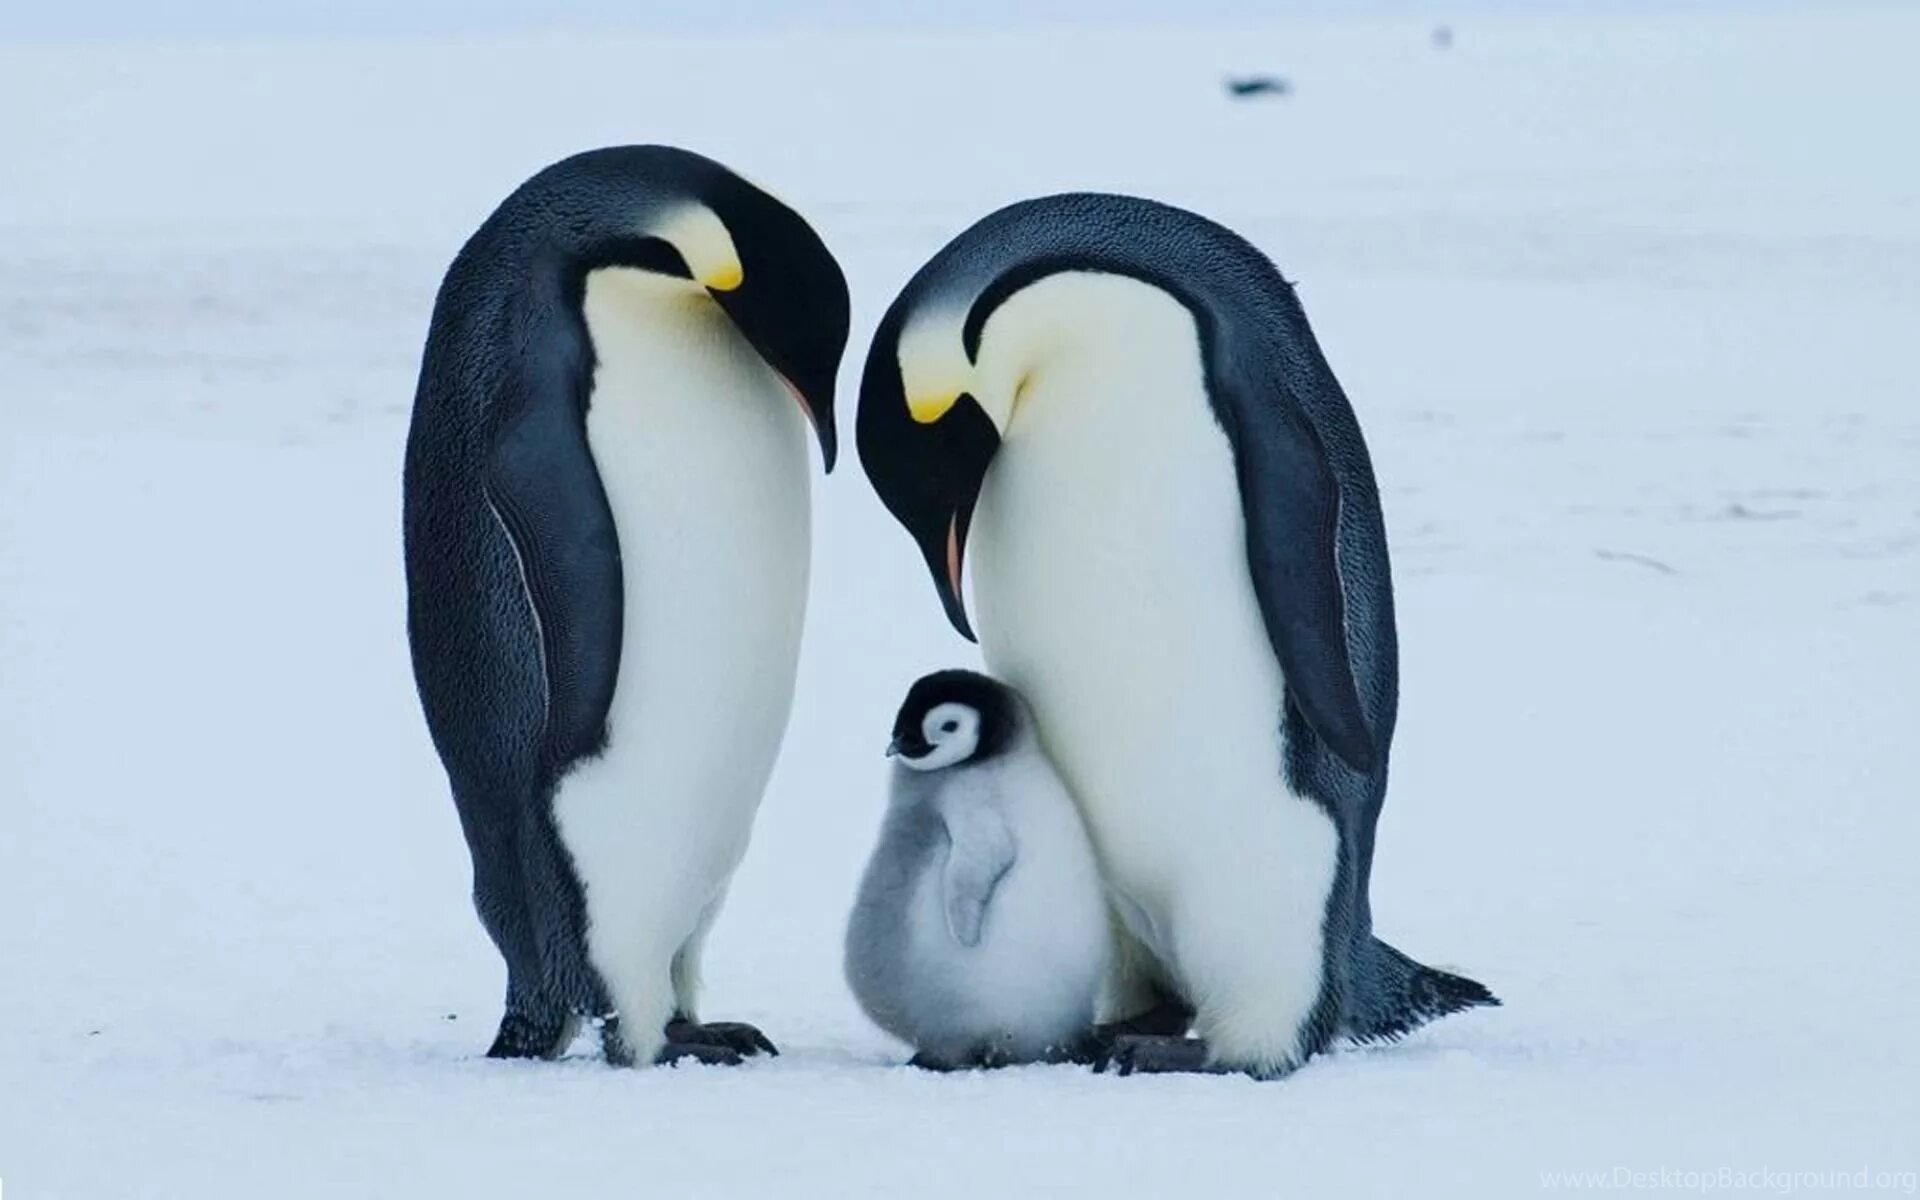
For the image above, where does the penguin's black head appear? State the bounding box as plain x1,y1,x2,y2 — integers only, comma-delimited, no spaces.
857,195,1163,639
533,146,850,470
887,669,1022,772
695,163,850,471
857,303,1001,641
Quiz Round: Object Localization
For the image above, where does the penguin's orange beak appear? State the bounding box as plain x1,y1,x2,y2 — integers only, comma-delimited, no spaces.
940,512,972,641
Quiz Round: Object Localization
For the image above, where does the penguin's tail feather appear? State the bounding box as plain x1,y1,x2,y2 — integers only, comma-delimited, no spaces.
1343,937,1499,1045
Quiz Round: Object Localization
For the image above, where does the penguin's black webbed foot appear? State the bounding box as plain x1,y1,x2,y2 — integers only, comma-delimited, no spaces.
906,1051,959,1071
1067,989,1198,1066
664,1016,779,1059
654,1040,749,1067
1094,1034,1228,1076
485,1009,573,1060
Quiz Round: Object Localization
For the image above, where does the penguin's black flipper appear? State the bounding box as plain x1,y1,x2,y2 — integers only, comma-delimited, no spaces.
486,333,625,768
940,801,1018,947
1220,369,1378,773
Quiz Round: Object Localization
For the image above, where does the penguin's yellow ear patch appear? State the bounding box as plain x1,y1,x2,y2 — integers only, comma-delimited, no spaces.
908,390,961,425
652,205,744,292
897,311,973,425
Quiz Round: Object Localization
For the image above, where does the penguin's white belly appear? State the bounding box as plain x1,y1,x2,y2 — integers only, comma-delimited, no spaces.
554,268,810,1043
969,273,1339,1069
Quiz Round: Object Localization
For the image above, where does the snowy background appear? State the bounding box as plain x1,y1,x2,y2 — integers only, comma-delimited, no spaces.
2,3,1917,1196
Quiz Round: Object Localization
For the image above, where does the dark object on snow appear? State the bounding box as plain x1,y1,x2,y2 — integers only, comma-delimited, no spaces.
1225,75,1291,99
1433,25,1454,49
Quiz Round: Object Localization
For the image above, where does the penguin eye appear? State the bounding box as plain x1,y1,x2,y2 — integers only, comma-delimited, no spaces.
941,720,959,734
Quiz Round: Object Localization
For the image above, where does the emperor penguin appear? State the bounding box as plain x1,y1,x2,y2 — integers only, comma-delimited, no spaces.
855,194,1495,1077
403,146,848,1067
845,670,1109,1070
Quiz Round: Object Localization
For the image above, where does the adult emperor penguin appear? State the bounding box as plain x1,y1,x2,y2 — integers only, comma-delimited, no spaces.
856,194,1495,1077
404,146,848,1066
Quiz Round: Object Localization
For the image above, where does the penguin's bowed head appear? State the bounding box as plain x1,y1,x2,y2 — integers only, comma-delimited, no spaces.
521,146,851,470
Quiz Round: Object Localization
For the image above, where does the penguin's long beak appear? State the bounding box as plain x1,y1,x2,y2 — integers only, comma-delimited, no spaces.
857,369,1000,643
900,390,987,643
924,507,976,643
704,277,845,476
776,371,838,472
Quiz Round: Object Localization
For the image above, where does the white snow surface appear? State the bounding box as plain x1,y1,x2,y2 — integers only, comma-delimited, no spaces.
2,7,1917,1196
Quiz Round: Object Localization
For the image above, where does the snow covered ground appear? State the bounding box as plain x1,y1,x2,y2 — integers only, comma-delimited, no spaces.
3,6,1917,1196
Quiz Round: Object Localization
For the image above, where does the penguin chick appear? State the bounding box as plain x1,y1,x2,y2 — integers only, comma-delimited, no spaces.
846,670,1110,1070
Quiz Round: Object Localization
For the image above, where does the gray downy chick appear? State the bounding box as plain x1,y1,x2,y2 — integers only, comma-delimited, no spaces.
846,670,1110,1069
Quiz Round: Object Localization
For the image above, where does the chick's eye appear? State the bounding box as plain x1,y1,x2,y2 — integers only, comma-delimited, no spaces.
941,720,959,733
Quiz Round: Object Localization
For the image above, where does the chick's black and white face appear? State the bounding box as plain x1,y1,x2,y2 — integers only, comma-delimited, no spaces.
889,669,1020,771
894,701,981,772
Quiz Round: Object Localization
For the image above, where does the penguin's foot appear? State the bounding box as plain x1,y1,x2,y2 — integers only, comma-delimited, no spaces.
655,1040,746,1068
1093,1034,1229,1076
1064,990,1198,1066
664,1017,779,1059
485,1008,574,1060
906,1051,960,1071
